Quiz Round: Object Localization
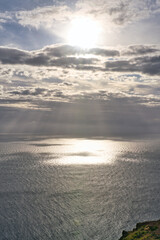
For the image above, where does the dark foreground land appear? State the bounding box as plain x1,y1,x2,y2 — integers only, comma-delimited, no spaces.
119,220,160,240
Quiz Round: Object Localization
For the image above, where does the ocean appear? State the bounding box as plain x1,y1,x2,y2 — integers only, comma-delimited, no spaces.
0,136,160,239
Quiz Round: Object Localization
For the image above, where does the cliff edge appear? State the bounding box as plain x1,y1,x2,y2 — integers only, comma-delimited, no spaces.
119,219,160,240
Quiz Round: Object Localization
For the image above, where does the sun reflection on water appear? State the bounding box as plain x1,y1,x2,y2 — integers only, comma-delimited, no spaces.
42,139,119,165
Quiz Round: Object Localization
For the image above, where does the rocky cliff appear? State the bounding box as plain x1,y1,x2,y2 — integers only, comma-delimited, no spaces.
119,219,160,240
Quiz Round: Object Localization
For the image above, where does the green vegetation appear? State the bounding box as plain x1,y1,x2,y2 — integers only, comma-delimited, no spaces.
119,220,160,240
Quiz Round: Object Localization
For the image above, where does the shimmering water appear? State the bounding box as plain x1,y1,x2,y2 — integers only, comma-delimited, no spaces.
0,136,160,240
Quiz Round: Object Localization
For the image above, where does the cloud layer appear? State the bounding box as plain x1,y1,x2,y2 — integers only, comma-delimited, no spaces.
0,0,160,138
1,0,160,48
0,44,160,75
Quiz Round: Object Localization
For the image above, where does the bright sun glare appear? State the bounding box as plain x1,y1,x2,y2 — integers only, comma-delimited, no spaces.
68,17,101,49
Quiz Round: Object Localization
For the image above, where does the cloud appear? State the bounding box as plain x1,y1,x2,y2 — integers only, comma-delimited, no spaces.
89,48,120,56
1,44,160,75
0,46,99,69
1,59,160,137
0,95,160,138
44,45,81,57
105,55,160,75
1,2,160,139
76,0,160,26
43,45,120,57
10,88,46,96
49,57,98,67
0,0,160,53
122,45,160,55
15,5,72,29
0,47,30,64
42,77,63,84
0,12,12,24
2,0,160,35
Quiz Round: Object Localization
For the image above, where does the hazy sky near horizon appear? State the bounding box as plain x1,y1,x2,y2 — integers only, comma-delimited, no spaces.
0,0,160,138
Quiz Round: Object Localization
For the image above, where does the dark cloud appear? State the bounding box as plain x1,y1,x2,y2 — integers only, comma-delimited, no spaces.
105,55,160,75
63,82,73,86
45,45,120,57
10,88,46,96
75,65,103,71
89,48,120,57
25,54,49,66
136,84,153,89
53,90,69,99
44,45,82,57
1,45,160,75
106,60,136,72
42,77,63,84
0,45,120,67
49,57,98,67
0,98,30,104
0,47,30,64
0,46,98,68
9,87,71,100
123,45,160,55
10,80,34,87
137,55,160,75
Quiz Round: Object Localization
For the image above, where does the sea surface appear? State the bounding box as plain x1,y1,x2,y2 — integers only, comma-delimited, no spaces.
0,136,160,240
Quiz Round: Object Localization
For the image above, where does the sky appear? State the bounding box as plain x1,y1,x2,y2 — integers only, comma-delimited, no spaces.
0,0,160,138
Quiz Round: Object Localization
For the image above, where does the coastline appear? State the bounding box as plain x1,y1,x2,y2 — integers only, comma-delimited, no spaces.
119,220,160,240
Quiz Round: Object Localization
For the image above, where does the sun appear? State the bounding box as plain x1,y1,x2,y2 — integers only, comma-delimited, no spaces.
67,17,101,49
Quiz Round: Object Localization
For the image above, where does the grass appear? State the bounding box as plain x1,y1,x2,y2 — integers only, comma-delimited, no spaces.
119,220,160,240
